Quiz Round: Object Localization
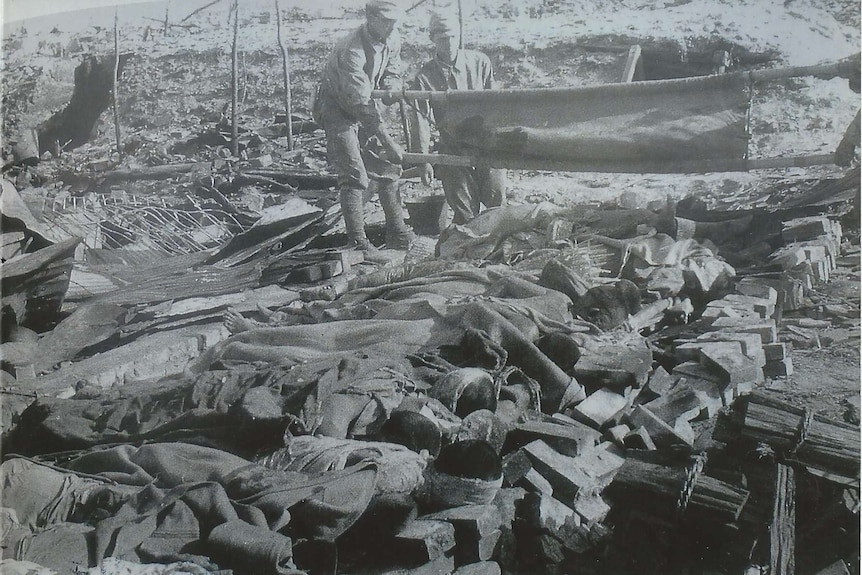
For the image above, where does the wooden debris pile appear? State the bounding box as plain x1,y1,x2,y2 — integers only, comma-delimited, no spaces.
1,176,859,575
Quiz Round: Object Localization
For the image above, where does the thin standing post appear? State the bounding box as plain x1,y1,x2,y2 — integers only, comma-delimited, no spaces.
112,9,122,157
457,0,463,49
230,0,239,157
275,0,293,150
163,6,169,36
398,100,411,151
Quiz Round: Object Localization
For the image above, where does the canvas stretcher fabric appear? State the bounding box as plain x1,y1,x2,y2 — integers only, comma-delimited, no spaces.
438,73,752,173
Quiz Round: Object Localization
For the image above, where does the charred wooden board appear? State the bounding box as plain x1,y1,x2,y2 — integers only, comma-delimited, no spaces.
1,237,81,332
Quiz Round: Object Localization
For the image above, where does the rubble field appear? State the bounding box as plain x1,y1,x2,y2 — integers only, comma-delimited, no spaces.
1,1,860,574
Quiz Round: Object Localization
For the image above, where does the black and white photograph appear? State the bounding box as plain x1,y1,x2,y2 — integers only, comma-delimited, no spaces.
0,0,860,573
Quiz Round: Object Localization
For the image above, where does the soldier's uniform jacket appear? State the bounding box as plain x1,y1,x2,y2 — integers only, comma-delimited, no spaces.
315,24,403,134
409,49,495,153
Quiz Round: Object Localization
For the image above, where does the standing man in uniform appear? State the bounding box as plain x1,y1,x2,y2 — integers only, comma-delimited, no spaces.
314,0,414,252
408,12,507,225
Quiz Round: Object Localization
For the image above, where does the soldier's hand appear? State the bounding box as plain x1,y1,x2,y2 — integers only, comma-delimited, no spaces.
381,136,404,163
380,91,400,106
420,163,434,185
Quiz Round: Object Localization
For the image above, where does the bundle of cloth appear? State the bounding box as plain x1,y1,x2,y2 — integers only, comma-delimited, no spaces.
8,207,694,573
1,443,378,573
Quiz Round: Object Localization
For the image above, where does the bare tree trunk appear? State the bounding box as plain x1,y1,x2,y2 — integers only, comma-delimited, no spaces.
112,9,122,157
457,0,463,49
230,0,239,157
181,0,223,23
275,0,294,150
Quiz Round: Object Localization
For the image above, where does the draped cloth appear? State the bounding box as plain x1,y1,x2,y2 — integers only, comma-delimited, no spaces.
439,73,751,173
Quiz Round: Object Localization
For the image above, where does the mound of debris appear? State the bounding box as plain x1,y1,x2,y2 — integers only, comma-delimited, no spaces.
1,163,858,574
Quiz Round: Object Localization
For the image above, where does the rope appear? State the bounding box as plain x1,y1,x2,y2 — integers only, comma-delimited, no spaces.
676,451,708,520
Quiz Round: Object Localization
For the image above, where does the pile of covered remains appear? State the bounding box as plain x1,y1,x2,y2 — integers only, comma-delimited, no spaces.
1,187,859,575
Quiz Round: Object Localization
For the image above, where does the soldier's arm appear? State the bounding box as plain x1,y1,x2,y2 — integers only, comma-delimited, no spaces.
379,30,404,94
407,73,434,153
334,43,382,131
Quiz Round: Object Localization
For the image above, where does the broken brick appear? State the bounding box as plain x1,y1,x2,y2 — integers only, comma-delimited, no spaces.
518,491,578,533
393,520,456,564
699,341,763,385
425,504,502,542
453,561,502,575
522,440,597,500
572,494,611,524
505,419,600,457
455,531,502,566
570,387,629,430
623,426,657,450
627,405,692,447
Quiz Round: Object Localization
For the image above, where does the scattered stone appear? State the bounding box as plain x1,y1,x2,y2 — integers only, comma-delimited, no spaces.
605,423,631,447
425,504,502,542
640,366,675,402
572,494,611,524
393,520,456,564
764,357,794,378
501,449,533,486
626,405,693,447
522,440,597,500
453,561,502,575
734,279,778,305
709,318,777,343
699,341,764,385
520,467,555,496
763,342,788,362
623,425,656,450
518,491,578,533
570,387,629,430
505,419,600,457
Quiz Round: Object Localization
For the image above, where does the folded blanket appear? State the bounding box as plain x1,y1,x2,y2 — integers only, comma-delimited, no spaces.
206,521,300,575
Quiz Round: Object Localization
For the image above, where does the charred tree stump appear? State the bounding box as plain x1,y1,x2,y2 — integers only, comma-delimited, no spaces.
37,54,131,156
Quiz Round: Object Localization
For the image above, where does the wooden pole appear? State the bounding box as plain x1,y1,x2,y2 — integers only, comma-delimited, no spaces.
620,45,642,83
163,5,169,36
230,0,239,157
401,152,836,173
398,100,410,151
770,463,796,575
112,9,122,157
275,0,293,150
457,0,463,49
746,154,836,170
371,60,856,102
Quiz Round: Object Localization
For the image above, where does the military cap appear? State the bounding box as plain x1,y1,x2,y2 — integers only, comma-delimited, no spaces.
428,11,459,39
366,0,405,20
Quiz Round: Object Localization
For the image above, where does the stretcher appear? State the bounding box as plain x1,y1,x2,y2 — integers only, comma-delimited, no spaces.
372,58,859,174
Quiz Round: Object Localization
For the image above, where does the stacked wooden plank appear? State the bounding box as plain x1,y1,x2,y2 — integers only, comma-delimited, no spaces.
745,215,843,311
713,392,860,483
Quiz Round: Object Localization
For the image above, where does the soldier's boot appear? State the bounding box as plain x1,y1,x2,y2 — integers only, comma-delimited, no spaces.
378,180,415,249
340,187,379,254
